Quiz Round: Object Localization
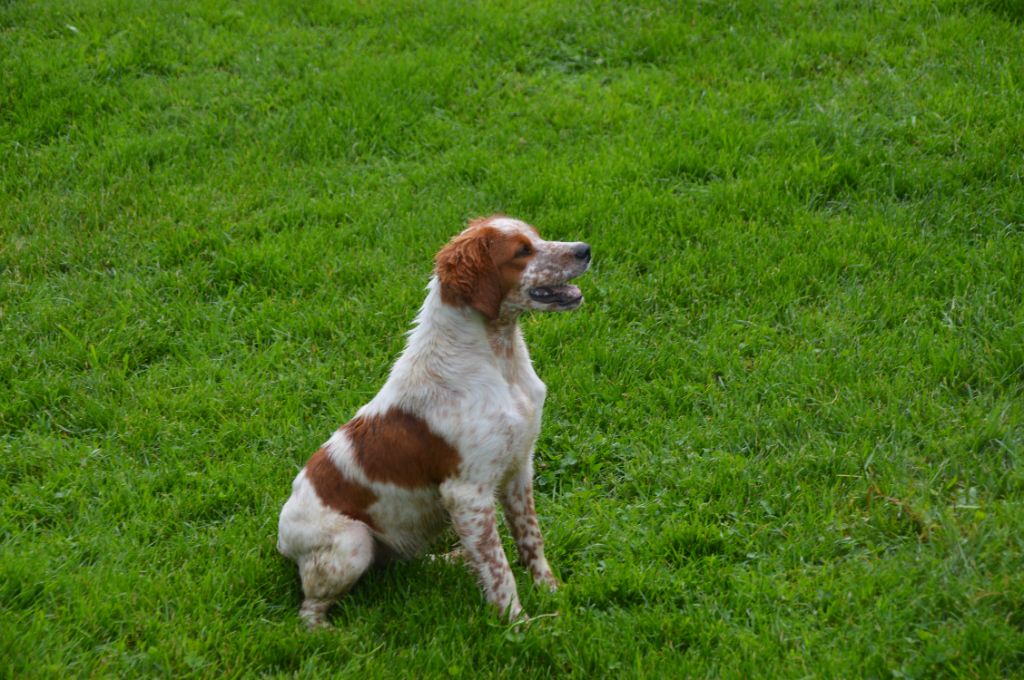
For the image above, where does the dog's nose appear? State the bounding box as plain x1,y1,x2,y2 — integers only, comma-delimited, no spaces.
574,244,592,262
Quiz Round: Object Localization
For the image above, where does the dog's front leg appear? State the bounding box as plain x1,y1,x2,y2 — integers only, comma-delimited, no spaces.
501,464,558,590
440,481,523,620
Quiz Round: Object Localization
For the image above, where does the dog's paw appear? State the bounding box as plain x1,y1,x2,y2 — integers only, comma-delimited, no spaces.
504,600,527,623
536,571,559,592
510,610,531,627
305,619,333,631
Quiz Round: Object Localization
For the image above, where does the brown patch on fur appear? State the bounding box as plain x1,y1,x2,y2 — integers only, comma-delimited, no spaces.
305,448,378,529
345,408,461,488
435,217,535,320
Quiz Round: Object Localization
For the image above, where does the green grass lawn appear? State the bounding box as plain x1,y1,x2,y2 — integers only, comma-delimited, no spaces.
2,0,1023,676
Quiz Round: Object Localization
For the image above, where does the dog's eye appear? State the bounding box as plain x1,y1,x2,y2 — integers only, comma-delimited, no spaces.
516,244,533,258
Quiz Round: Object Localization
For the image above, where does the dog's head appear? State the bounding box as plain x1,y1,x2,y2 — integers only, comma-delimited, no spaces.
435,215,591,321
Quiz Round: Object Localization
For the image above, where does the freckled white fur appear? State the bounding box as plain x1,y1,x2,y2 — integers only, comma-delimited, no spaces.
277,218,588,626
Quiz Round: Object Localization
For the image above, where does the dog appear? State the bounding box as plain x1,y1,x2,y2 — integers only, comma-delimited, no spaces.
276,215,591,627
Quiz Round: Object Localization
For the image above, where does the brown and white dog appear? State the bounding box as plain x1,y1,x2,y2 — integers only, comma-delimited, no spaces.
277,215,591,627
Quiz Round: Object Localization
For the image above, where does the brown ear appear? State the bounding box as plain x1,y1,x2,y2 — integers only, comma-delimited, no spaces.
435,227,503,320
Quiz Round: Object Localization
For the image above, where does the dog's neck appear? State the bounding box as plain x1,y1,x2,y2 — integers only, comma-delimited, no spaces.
485,308,523,359
399,277,525,377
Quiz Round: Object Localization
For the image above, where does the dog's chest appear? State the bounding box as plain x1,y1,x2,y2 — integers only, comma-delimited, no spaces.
509,382,540,438
496,361,546,458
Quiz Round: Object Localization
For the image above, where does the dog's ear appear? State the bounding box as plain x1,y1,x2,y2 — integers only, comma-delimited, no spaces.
435,226,503,320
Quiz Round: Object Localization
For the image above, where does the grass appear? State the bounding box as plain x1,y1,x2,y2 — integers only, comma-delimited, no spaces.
2,0,1023,676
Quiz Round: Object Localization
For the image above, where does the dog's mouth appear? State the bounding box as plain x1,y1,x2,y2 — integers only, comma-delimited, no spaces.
528,284,583,308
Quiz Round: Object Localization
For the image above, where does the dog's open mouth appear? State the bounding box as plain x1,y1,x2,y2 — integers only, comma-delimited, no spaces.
528,284,583,307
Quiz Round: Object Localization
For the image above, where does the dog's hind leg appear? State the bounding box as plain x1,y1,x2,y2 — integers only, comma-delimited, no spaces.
296,519,374,628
